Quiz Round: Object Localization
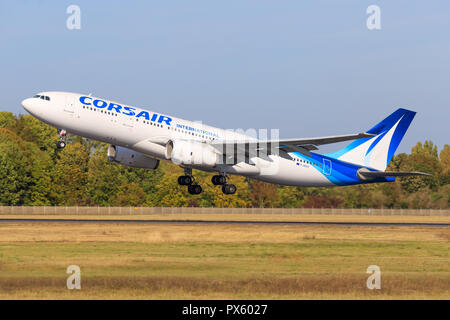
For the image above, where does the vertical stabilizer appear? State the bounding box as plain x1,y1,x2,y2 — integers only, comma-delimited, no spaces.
326,108,416,171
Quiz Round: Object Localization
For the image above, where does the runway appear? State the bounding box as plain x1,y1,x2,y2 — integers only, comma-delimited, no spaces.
0,218,448,227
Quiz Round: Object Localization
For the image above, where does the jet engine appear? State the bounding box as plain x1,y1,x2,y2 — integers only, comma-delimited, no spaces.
165,140,218,167
107,145,159,169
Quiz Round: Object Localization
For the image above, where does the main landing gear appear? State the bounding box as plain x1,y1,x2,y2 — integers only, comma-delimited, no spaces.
178,170,237,195
212,174,236,195
56,129,67,149
178,168,203,195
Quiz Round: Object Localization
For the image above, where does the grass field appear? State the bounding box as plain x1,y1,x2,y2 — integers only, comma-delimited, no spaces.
1,213,449,223
0,215,448,299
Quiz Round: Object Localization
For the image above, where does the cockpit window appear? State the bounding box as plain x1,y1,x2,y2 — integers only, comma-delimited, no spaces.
33,95,50,101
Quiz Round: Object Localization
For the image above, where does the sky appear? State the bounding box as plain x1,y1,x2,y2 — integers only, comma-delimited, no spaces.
1,0,449,154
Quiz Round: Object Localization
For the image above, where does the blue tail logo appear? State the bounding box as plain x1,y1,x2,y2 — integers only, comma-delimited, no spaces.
327,108,416,171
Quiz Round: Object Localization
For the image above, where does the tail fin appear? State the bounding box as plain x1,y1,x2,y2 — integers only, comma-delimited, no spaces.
327,108,416,171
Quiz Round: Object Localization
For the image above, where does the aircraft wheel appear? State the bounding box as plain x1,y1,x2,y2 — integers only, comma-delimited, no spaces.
188,184,202,195
222,184,236,195
178,175,193,186
56,141,66,149
212,175,227,185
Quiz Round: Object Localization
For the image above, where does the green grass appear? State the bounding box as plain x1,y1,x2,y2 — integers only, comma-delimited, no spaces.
0,222,448,299
0,239,448,299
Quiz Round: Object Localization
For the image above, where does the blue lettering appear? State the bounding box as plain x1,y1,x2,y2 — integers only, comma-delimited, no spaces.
122,106,136,116
150,113,158,122
158,115,172,125
136,111,150,120
108,103,122,113
93,99,108,108
79,96,92,105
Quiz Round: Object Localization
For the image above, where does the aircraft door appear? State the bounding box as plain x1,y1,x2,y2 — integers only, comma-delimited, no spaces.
323,159,332,175
64,95,77,119
122,114,134,132
64,95,75,114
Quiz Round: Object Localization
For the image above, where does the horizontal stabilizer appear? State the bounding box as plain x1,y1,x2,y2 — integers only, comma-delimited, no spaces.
357,168,432,181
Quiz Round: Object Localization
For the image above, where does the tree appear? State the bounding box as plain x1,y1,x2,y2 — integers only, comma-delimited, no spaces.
249,180,279,207
23,141,54,205
152,164,192,207
112,182,146,206
0,129,31,205
15,115,60,157
439,145,450,186
400,141,441,192
51,142,90,205
0,112,16,130
85,145,125,205
0,112,447,209
277,186,305,208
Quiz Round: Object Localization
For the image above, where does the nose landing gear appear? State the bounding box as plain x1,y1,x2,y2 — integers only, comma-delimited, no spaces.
56,129,67,149
56,140,66,149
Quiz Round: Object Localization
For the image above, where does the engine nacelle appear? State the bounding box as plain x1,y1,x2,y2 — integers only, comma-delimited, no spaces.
165,140,218,167
108,145,159,169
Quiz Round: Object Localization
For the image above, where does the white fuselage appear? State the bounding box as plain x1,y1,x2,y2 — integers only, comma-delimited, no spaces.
22,91,335,187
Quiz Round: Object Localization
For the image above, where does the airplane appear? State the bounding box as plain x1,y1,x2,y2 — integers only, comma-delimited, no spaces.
21,92,431,195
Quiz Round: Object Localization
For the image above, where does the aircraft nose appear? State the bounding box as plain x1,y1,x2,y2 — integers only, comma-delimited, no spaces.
21,98,36,114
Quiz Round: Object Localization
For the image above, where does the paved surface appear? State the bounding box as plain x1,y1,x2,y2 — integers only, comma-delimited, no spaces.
0,218,448,227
